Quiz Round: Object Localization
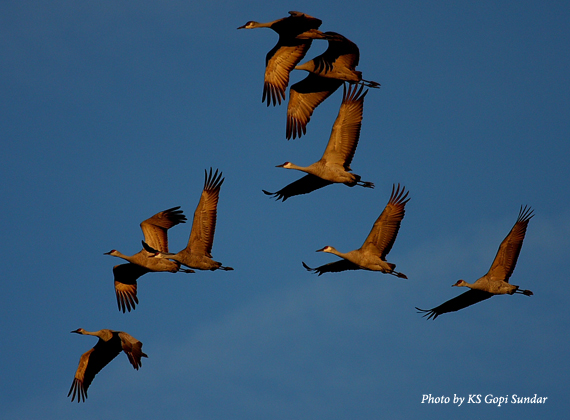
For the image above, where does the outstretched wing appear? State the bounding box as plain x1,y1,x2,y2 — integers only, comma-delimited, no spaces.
416,290,494,320
362,184,410,258
286,75,342,139
264,41,313,106
112,263,148,313
321,83,367,169
263,174,333,201
140,206,186,252
302,260,360,275
118,332,148,369
68,337,122,402
188,168,224,257
487,206,534,283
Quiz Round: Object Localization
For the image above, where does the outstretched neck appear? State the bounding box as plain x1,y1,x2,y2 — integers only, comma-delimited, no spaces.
278,161,314,174
73,329,113,341
106,249,135,263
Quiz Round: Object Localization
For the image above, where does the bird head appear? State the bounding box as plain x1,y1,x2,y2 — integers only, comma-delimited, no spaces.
276,162,292,168
237,21,257,29
316,246,334,253
104,250,118,256
71,328,85,334
452,280,468,287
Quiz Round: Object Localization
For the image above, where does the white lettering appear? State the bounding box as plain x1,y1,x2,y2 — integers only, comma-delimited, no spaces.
453,394,465,407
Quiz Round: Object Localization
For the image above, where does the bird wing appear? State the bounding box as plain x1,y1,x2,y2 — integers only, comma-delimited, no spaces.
68,337,122,402
487,206,534,283
286,75,343,139
187,169,224,258
321,83,367,168
112,263,148,313
416,290,494,320
264,40,313,106
117,332,148,369
140,206,186,253
263,174,333,201
309,32,360,75
362,184,410,258
302,259,360,275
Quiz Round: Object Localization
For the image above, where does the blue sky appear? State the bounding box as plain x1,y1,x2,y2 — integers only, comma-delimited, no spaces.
1,1,569,419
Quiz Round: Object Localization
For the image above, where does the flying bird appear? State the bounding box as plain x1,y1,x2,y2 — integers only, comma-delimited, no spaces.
264,83,374,201
303,184,409,278
144,168,233,271
105,206,193,313
287,31,379,139
416,206,534,320
68,328,147,402
238,11,323,106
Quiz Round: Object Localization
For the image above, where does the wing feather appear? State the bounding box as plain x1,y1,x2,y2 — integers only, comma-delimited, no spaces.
188,168,224,257
487,206,534,282
140,206,186,252
321,83,367,168
286,75,342,139
263,174,333,201
362,184,410,257
416,290,494,320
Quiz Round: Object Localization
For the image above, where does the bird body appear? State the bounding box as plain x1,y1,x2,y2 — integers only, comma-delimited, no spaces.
145,169,233,271
105,206,193,313
417,206,534,320
264,83,374,201
238,11,323,106
304,184,409,278
68,328,147,402
294,31,380,87
286,31,379,139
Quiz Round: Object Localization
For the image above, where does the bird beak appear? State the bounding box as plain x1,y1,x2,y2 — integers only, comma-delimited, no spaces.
316,247,326,252
237,25,246,29
104,251,111,255
70,329,81,334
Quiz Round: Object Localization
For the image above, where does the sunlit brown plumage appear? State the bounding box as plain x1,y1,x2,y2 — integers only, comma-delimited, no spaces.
264,83,374,201
287,31,379,139
238,11,323,106
144,169,232,271
68,328,147,402
417,206,534,320
105,206,193,312
303,184,409,277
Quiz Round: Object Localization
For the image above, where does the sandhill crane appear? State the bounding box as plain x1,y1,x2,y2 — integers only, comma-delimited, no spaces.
287,31,379,140
144,169,233,271
238,11,323,106
264,83,374,201
303,184,409,278
416,206,534,320
68,328,147,402
105,206,193,312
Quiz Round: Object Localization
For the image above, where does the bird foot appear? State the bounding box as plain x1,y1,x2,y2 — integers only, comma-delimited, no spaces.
358,181,375,189
391,271,408,279
221,266,234,271
179,268,195,274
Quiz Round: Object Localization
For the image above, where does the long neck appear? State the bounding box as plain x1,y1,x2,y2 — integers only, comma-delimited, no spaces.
110,250,139,264
284,161,315,175
325,246,349,259
81,329,113,341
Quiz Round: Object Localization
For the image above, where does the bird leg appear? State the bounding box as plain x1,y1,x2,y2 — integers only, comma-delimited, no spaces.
361,79,380,89
220,266,234,271
515,289,533,296
179,268,195,274
389,270,408,279
357,180,375,188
